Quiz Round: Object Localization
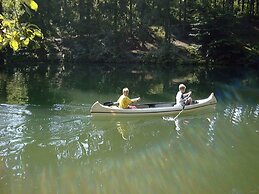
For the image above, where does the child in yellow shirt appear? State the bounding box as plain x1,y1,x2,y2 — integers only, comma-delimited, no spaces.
117,88,140,108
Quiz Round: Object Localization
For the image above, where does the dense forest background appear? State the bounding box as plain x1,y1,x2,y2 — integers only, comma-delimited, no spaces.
1,0,259,68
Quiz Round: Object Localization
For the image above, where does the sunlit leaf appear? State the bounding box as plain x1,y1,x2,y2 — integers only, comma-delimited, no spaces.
29,34,35,40
10,39,19,51
30,1,38,11
0,0,42,52
12,31,19,37
23,38,30,46
26,28,33,34
33,29,43,38
5,34,12,39
2,20,12,28
24,0,38,11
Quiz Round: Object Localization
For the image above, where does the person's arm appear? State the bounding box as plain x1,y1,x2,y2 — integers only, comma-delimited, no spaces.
131,97,141,103
183,91,191,98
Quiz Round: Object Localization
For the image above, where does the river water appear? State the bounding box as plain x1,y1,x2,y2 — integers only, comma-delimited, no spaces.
0,64,258,194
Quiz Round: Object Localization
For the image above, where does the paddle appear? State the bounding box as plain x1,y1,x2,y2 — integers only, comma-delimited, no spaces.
169,90,190,119
103,101,119,106
171,105,185,121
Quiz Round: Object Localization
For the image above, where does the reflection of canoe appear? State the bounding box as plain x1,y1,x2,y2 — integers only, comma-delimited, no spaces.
90,93,217,117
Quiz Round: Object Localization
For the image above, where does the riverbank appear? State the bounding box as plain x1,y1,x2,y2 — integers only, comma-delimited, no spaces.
1,15,259,69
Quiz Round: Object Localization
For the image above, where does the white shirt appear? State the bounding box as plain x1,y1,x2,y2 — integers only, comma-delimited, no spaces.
176,91,184,105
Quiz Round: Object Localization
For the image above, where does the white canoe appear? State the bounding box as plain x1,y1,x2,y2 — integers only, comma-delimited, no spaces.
90,93,217,117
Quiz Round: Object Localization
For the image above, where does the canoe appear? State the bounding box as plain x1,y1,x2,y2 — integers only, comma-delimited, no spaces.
90,93,217,117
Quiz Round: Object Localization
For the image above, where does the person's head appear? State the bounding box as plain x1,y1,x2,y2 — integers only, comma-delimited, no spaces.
179,84,186,92
122,88,129,96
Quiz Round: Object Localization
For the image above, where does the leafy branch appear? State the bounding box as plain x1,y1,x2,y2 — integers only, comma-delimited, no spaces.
0,0,42,52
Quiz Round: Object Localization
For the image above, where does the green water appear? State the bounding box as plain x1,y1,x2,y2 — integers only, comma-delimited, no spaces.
0,64,258,194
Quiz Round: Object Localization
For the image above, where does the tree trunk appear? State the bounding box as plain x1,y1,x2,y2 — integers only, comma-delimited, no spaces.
248,0,251,14
86,0,93,24
129,0,133,35
183,0,187,22
0,0,3,13
241,0,245,13
256,0,259,15
113,0,118,30
79,0,85,22
164,0,171,43
179,0,182,22
229,0,234,12
250,0,255,15
0,0,4,67
0,53,3,66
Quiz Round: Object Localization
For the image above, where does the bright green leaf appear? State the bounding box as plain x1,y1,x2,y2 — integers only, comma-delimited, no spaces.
24,0,38,11
6,34,12,39
2,20,12,28
10,39,19,51
12,31,19,37
33,29,43,38
23,0,38,11
30,1,38,11
29,34,35,40
23,38,30,46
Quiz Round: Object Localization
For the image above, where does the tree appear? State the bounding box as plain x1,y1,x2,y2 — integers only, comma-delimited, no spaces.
0,0,43,52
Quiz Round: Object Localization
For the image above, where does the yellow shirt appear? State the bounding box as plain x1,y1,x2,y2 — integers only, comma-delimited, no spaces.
117,95,132,109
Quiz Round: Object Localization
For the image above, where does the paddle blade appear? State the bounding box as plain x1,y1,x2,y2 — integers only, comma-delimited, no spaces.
103,101,114,106
103,101,119,106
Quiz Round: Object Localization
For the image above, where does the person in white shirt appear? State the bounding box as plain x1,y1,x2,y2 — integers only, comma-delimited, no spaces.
176,84,192,105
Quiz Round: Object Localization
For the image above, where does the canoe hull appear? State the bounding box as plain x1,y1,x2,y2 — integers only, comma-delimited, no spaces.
90,93,217,117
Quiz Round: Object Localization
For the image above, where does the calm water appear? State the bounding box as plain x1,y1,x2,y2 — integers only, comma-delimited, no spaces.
0,64,258,194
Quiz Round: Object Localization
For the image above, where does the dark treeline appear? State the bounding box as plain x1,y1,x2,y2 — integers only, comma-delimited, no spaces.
2,0,259,67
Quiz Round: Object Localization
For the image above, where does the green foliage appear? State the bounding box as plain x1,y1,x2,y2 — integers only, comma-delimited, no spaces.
1,0,259,67
0,0,43,52
143,43,195,68
191,12,259,66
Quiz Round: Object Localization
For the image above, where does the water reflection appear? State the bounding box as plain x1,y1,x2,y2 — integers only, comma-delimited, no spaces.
206,116,217,146
163,112,218,146
6,72,28,104
116,121,129,140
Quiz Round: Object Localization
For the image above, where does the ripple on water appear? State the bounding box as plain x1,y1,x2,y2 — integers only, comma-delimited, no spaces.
0,104,31,156
254,104,259,118
0,103,93,170
0,104,32,116
231,106,243,125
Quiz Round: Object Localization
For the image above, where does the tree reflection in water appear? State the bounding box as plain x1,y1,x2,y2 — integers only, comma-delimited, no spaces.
116,121,129,140
6,72,28,104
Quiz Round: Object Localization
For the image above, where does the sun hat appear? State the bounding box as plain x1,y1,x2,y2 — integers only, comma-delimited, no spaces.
179,84,186,90
123,88,129,93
